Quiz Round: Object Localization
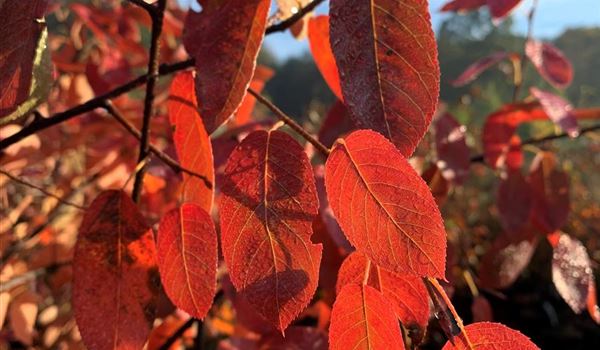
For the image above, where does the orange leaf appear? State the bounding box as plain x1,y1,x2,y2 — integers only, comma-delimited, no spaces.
308,16,343,101
8,291,38,346
442,322,539,349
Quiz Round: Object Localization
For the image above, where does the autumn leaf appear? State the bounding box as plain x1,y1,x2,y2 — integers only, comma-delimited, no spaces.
525,40,573,89
308,15,343,100
479,234,538,289
442,322,539,349
318,101,354,149
329,284,405,350
451,52,511,87
440,0,485,13
73,190,159,350
157,203,217,320
329,0,440,157
325,130,446,277
486,0,523,23
232,65,275,127
183,0,270,133
422,164,450,206
259,326,328,349
168,71,215,212
8,291,39,346
497,169,532,233
219,130,322,332
434,112,470,184
530,87,579,137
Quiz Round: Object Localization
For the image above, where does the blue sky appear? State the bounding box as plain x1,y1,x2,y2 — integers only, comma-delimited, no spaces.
262,0,600,61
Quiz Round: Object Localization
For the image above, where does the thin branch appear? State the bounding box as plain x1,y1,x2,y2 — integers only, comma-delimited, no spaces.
102,101,212,189
247,88,331,157
512,0,538,102
126,0,158,15
265,0,326,34
159,318,196,350
132,0,168,202
0,169,86,210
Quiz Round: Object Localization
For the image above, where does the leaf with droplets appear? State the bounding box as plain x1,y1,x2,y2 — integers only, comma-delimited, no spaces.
157,203,217,320
442,322,539,349
0,0,48,120
530,87,579,137
168,71,215,212
329,0,440,157
525,40,573,89
308,15,343,100
325,130,446,277
219,130,322,332
479,234,538,289
329,284,405,350
434,112,470,184
497,169,532,233
73,190,159,350
451,52,510,87
183,0,270,133
528,152,570,234
336,252,430,329
549,232,596,315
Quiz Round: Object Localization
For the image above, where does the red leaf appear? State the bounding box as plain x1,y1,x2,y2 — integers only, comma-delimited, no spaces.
73,190,159,350
451,52,510,87
497,169,532,233
308,15,343,101
530,87,579,137
329,284,405,350
525,40,573,89
219,130,322,332
486,0,523,23
157,203,217,319
434,113,470,184
422,164,450,206
336,252,430,329
479,234,538,289
183,0,270,133
232,65,274,127
440,0,485,12
0,0,48,118
442,322,539,349
550,233,595,315
329,0,440,157
471,296,494,322
168,71,215,212
259,326,328,350
528,152,570,234
318,101,354,149
325,130,446,277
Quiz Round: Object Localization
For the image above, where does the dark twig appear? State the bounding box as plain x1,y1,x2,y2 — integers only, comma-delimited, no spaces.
126,0,158,15
247,88,331,157
102,101,212,189
265,0,326,34
132,0,168,202
512,0,538,102
0,169,86,210
159,318,196,350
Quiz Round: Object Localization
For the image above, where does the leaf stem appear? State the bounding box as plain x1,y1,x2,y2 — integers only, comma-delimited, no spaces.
247,88,331,157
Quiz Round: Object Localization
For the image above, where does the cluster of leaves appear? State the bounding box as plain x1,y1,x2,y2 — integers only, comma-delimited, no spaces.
1,0,599,349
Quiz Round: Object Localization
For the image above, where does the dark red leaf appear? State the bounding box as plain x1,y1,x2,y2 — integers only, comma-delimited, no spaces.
497,169,532,233
479,234,538,289
440,0,485,12
442,322,539,349
0,0,48,119
183,0,270,133
336,252,430,329
471,296,494,322
73,190,159,350
308,15,343,101
421,164,450,206
329,0,440,157
168,71,215,212
325,130,446,277
318,101,354,149
434,113,470,184
486,0,523,23
525,40,573,89
231,65,274,127
528,152,570,234
329,284,405,350
219,130,322,332
259,326,328,350
451,52,510,87
157,203,217,320
549,233,595,315
530,87,579,137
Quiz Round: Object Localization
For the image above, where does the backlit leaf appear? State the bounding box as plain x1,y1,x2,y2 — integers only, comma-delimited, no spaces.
329,284,405,350
440,0,485,13
497,169,532,233
528,152,570,234
442,322,539,349
308,15,343,100
329,0,440,157
486,0,522,23
157,203,217,320
434,112,470,184
219,130,322,332
168,71,215,212
550,232,595,315
73,190,159,350
530,87,579,137
525,40,573,89
318,101,354,149
232,65,274,127
451,52,510,87
479,234,538,289
0,0,48,121
183,0,270,133
336,252,430,329
325,130,446,277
